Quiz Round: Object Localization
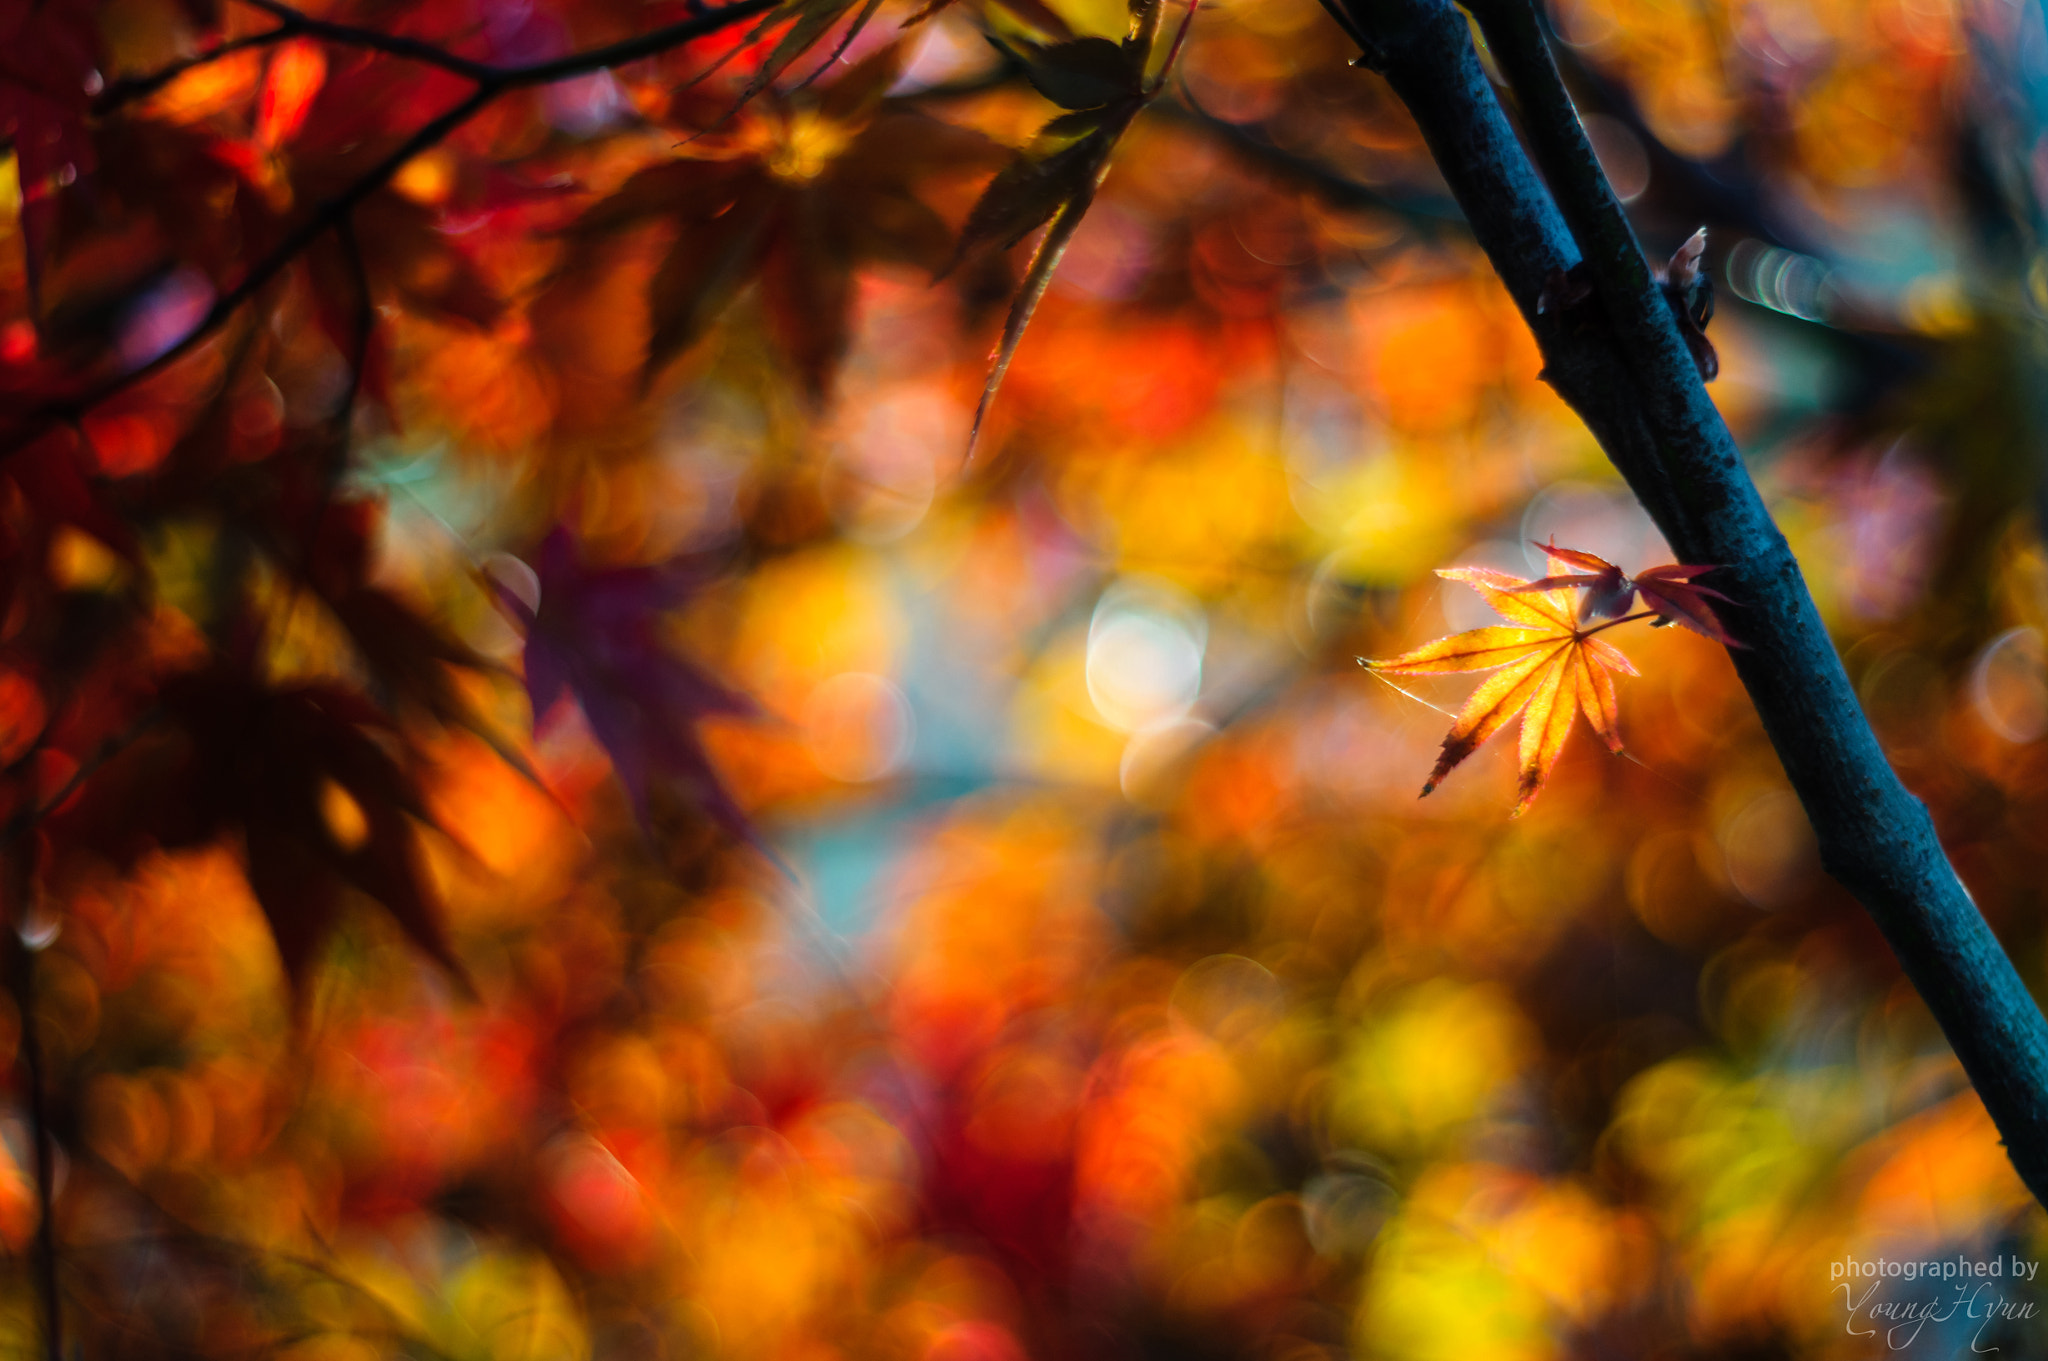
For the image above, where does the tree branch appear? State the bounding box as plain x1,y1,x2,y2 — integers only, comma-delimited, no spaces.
233,0,499,80
1149,94,1462,229
2,823,61,1361
93,2,499,113
1345,0,2048,1206
98,0,786,111
94,26,312,114
12,84,495,444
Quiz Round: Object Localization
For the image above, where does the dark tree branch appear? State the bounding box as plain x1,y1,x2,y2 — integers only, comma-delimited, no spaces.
491,0,784,88
94,26,310,114
330,213,374,441
1344,0,2048,1205
3,827,61,1361
7,0,784,455
1462,0,1702,447
13,84,495,443
1150,93,1462,229
98,0,779,111
233,0,499,80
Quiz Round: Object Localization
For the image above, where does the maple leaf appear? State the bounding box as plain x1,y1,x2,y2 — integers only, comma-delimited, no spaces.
1361,550,1639,815
46,667,465,994
1511,541,1739,645
497,529,758,843
714,0,890,110
299,496,521,738
283,63,506,338
552,42,1000,402
698,0,1078,119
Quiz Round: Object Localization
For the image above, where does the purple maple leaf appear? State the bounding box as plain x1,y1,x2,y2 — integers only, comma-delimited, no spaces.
498,529,758,842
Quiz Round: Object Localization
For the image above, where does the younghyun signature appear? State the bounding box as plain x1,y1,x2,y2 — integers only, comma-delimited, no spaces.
1836,1277,2041,1352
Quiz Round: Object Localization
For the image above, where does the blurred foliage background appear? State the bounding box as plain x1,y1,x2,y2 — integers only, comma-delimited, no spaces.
6,0,2048,1356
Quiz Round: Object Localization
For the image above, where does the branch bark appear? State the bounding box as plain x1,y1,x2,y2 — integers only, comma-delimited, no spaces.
1343,0,2048,1205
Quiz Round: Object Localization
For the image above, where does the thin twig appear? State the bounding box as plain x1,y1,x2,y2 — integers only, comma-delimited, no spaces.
97,0,748,111
26,714,164,823
1460,0,1693,440
324,212,374,490
10,86,493,444
2,824,61,1361
235,0,500,80
1150,93,1461,227
93,27,304,113
1145,0,1201,96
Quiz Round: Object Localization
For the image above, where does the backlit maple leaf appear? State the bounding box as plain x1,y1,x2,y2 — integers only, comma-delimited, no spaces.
1361,550,1638,815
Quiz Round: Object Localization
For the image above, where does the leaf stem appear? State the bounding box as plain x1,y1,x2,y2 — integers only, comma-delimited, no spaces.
1578,610,1658,638
1144,0,1201,97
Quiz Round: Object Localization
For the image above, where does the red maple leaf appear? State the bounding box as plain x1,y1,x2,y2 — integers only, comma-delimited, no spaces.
498,529,757,843
1513,540,1739,645
46,668,464,993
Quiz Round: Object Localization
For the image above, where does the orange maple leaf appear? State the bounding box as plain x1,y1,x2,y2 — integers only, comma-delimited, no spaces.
1361,549,1639,815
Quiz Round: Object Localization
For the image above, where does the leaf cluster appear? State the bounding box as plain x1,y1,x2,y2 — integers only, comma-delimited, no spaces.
551,42,1004,400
